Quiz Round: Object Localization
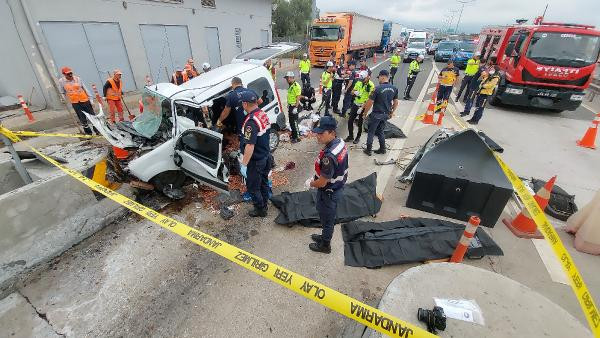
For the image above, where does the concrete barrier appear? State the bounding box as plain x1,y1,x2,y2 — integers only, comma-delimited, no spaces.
0,163,133,298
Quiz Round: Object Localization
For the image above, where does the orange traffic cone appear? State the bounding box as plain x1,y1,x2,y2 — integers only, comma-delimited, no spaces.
450,216,481,263
576,112,600,149
422,85,438,125
503,176,557,239
319,79,323,95
17,95,35,122
436,100,447,125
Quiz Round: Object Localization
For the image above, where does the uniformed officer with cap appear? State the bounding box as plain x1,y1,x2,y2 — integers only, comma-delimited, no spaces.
305,116,349,253
239,90,272,217
362,69,399,156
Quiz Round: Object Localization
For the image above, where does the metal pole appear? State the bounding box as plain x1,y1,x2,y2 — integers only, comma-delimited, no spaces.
455,3,465,34
0,134,33,184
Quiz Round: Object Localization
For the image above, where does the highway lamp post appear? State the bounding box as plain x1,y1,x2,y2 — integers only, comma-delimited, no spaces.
455,0,476,34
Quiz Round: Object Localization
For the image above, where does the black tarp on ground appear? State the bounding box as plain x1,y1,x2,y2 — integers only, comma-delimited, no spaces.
364,120,407,139
271,173,382,227
342,218,503,268
406,129,513,227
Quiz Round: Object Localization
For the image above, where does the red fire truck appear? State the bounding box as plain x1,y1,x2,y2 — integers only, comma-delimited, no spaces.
476,18,600,111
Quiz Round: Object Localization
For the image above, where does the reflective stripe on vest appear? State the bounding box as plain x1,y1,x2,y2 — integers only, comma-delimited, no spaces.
242,108,271,137
390,55,400,68
314,138,349,190
63,77,88,103
106,78,123,101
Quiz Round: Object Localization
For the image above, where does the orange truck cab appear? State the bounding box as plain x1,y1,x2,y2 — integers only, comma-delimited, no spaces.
309,12,384,67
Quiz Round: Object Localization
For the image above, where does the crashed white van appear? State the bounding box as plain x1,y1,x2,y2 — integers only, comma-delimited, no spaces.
86,43,299,198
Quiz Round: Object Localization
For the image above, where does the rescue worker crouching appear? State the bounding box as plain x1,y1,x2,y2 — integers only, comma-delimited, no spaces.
404,55,423,100
306,116,349,253
321,61,335,116
239,90,272,217
284,71,303,143
58,66,98,135
345,70,374,145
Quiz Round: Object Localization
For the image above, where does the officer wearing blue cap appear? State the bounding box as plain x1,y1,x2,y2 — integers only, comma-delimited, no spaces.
362,69,399,156
305,116,349,253
239,90,271,217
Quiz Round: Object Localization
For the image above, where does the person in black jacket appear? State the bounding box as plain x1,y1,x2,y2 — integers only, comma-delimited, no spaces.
299,83,316,112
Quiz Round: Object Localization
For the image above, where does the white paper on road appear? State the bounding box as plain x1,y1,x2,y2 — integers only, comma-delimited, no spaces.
434,298,485,326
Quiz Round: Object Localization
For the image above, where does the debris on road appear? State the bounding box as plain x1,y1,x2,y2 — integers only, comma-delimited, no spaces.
341,217,503,268
270,173,382,227
524,177,578,221
364,120,407,139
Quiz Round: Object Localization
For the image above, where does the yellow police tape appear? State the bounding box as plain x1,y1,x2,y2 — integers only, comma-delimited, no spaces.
11,130,98,139
449,110,600,336
10,140,432,337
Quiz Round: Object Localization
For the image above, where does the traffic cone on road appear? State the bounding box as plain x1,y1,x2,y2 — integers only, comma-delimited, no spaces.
503,176,557,239
450,216,481,263
436,104,446,125
422,85,438,125
17,95,35,122
319,78,323,95
576,112,600,149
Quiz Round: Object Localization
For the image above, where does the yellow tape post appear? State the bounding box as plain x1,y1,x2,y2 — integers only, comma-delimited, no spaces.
27,146,434,338
448,109,600,336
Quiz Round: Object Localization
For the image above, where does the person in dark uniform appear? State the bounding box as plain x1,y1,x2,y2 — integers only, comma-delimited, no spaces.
216,77,247,145
331,57,345,115
306,116,349,253
362,69,399,156
403,54,423,100
239,90,272,217
341,60,357,117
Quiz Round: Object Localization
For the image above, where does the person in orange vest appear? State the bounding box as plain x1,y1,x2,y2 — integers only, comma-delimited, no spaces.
171,66,188,85
186,58,199,77
103,69,128,123
184,64,196,81
58,66,97,135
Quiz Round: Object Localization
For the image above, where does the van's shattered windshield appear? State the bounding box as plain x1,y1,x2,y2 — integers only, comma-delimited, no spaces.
133,88,166,138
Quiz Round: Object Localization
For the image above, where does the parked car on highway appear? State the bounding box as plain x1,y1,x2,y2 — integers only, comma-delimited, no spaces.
85,43,299,198
434,40,458,62
452,41,476,69
404,41,428,62
428,41,438,55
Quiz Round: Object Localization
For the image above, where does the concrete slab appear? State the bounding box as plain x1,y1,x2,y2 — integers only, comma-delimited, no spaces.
363,263,591,338
0,292,61,337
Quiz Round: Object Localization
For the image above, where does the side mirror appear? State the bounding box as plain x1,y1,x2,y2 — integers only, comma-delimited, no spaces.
339,28,345,40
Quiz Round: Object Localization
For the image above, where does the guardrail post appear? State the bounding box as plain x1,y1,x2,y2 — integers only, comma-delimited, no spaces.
0,133,33,184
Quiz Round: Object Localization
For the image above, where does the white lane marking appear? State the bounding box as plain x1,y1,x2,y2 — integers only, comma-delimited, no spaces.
582,102,597,114
532,239,570,285
376,64,436,194
371,58,390,71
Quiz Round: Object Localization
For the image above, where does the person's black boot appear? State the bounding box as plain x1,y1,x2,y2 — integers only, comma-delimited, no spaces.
374,148,386,154
248,207,267,217
310,234,322,242
344,135,354,142
309,240,331,254
363,148,372,156
353,136,361,144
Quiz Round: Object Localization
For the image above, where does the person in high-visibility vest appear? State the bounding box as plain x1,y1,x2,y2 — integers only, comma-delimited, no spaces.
58,67,97,135
171,66,188,85
461,66,500,125
389,49,402,85
456,53,480,102
436,60,460,103
321,61,335,116
103,69,126,123
186,58,199,77
403,55,423,100
299,53,311,86
284,71,303,143
184,64,196,82
345,70,374,144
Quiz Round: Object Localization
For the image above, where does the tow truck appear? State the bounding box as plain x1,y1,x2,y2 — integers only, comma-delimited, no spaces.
476,17,600,111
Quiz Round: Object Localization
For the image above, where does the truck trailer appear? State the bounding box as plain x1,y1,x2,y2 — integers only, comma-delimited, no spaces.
476,18,600,111
309,12,384,66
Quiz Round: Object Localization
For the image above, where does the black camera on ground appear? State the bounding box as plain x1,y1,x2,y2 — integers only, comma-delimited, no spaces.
417,306,447,334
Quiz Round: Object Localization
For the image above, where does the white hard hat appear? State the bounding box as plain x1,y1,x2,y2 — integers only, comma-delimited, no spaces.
202,62,211,70
475,52,481,56
417,54,424,60
358,70,368,79
284,71,295,78
326,61,334,67
303,53,308,57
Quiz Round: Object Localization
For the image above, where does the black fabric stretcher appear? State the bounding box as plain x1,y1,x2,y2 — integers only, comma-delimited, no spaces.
270,173,382,226
342,217,503,268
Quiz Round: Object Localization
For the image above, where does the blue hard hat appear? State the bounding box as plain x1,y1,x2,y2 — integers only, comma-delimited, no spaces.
240,89,258,103
313,116,337,133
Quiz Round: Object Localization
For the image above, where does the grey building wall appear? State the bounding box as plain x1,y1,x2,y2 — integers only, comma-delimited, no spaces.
1,0,272,109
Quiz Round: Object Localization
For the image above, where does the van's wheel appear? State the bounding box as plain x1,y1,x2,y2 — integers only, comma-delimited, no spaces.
150,170,187,200
269,132,280,152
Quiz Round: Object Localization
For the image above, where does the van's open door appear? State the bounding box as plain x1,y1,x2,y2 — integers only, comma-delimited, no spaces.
173,128,229,193
231,42,301,65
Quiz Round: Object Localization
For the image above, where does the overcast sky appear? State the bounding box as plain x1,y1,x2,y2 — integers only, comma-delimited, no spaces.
315,0,600,33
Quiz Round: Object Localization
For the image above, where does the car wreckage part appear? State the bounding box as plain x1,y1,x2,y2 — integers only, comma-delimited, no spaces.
341,217,503,268
406,129,513,227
